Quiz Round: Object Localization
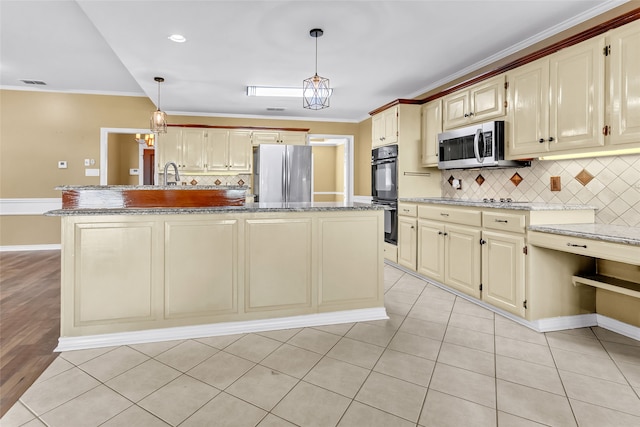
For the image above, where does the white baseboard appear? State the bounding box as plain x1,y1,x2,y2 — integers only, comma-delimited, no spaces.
387,261,640,342
0,198,61,215
55,307,388,352
0,244,61,252
353,195,372,204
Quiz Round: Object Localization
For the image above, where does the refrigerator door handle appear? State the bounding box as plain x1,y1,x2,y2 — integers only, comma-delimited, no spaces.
286,147,291,202
282,150,287,202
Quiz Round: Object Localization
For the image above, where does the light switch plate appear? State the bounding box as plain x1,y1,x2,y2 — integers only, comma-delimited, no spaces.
84,159,90,166
58,160,67,169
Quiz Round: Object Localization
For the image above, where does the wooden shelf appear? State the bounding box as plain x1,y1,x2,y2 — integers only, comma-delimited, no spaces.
572,274,640,299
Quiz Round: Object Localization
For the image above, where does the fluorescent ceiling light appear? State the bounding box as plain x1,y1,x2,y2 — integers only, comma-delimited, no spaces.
247,86,333,98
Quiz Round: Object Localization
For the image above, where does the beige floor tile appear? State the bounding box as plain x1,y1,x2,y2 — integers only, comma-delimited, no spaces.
384,290,420,305
105,359,181,402
260,343,322,379
256,328,302,342
388,331,441,360
20,367,100,415
311,322,355,336
384,265,404,281
448,312,494,334
600,340,640,366
407,304,452,324
187,351,254,389
256,413,298,427
444,325,495,353
33,357,74,384
194,333,244,349
138,375,219,426
181,392,266,427
437,342,495,377
494,316,547,346
570,399,640,427
452,298,494,320
551,346,627,384
272,381,351,427
429,363,496,409
226,365,298,410
496,355,565,395
373,348,435,387
101,405,171,426
338,401,415,427
496,380,576,426
413,295,455,313
592,326,640,347
364,312,405,331
559,370,640,416
546,333,609,358
326,337,384,369
0,401,36,427
59,346,114,366
495,336,555,367
78,346,149,382
618,360,640,387
154,340,218,372
384,299,413,316
224,333,282,363
546,327,597,340
390,275,427,295
355,372,427,422
303,356,370,398
345,322,397,347
398,317,447,341
39,385,131,427
419,389,496,427
287,328,341,354
420,283,456,302
497,411,547,426
128,340,183,357
17,419,46,427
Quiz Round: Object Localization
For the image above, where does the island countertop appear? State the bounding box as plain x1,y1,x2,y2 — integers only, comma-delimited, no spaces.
46,201,381,216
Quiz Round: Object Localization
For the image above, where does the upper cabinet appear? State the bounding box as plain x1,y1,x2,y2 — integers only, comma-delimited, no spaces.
442,74,506,130
420,99,442,167
372,105,399,148
205,129,252,172
252,130,307,145
508,20,640,158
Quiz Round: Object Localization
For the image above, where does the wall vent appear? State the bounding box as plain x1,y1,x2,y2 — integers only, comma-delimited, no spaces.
19,79,47,85
266,107,286,111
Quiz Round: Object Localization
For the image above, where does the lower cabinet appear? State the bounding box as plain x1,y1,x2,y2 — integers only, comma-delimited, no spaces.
398,216,417,270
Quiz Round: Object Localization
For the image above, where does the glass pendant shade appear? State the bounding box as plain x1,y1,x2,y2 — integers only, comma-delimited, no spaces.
150,109,167,133
303,74,330,110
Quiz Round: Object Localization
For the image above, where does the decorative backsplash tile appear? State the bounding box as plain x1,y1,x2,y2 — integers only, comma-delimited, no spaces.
159,173,251,188
441,154,640,227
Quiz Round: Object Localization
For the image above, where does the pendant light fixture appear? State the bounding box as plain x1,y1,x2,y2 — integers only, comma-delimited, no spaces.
150,77,167,133
303,28,331,110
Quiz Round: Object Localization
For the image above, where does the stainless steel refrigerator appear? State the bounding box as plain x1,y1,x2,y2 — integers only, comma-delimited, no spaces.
252,144,313,202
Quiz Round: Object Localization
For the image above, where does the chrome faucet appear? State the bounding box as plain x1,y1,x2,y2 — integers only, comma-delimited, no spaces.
163,162,180,186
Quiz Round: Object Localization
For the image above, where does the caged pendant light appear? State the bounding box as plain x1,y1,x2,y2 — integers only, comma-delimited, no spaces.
303,28,331,110
150,77,167,134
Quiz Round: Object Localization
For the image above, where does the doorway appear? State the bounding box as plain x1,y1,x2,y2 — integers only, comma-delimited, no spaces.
308,135,353,203
99,127,155,185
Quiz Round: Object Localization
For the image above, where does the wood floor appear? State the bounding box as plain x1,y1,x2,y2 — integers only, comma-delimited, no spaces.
0,250,60,418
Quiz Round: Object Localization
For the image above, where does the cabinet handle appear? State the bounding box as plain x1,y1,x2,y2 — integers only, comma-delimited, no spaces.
403,209,410,213
469,112,474,116
443,232,448,236
548,137,555,142
539,138,545,143
480,239,487,245
410,226,415,229
567,243,587,249
494,219,508,223
464,113,469,118
440,213,449,217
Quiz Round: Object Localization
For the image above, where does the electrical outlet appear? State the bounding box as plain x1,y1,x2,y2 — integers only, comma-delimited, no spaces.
84,159,90,166
58,160,67,169
550,176,561,191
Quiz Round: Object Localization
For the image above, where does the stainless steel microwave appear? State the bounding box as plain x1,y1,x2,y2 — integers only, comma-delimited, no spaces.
437,121,530,170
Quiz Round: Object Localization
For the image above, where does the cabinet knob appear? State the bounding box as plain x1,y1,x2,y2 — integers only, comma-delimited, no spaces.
539,138,545,143
469,112,474,116
410,226,415,229
464,113,469,118
548,137,555,142
480,239,487,245
443,232,448,236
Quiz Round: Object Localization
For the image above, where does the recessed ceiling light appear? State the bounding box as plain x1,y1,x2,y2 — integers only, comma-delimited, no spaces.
19,79,46,85
168,34,186,43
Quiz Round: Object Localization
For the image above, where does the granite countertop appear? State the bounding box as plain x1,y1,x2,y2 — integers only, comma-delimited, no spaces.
401,197,596,211
528,223,640,246
56,185,249,191
45,202,382,216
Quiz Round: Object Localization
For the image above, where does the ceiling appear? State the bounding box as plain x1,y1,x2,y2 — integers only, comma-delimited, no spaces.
0,0,627,123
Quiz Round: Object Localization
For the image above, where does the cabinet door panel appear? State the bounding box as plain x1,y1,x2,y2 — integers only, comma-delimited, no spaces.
482,231,525,317
252,131,280,145
158,128,182,172
421,100,442,166
228,130,252,172
470,75,505,122
280,131,307,145
398,217,417,271
445,224,481,298
165,220,238,318
205,129,230,171
383,106,399,144
549,37,605,151
417,220,445,282
609,22,640,146
245,219,312,311
443,91,469,130
181,129,206,172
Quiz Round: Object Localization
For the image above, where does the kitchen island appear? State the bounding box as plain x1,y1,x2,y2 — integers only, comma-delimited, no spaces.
47,186,386,351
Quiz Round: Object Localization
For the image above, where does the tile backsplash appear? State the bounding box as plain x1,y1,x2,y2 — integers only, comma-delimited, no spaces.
159,174,251,188
441,154,640,227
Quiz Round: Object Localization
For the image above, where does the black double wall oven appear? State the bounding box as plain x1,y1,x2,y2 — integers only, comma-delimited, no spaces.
371,144,398,245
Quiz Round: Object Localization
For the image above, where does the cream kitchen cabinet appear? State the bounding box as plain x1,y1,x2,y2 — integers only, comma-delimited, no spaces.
420,99,442,167
442,74,506,130
157,127,206,174
252,130,307,145
205,129,252,172
372,105,399,148
417,205,482,298
397,203,417,271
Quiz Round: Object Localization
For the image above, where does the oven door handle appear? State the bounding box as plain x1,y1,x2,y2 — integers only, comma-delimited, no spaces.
473,128,484,163
371,158,396,166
